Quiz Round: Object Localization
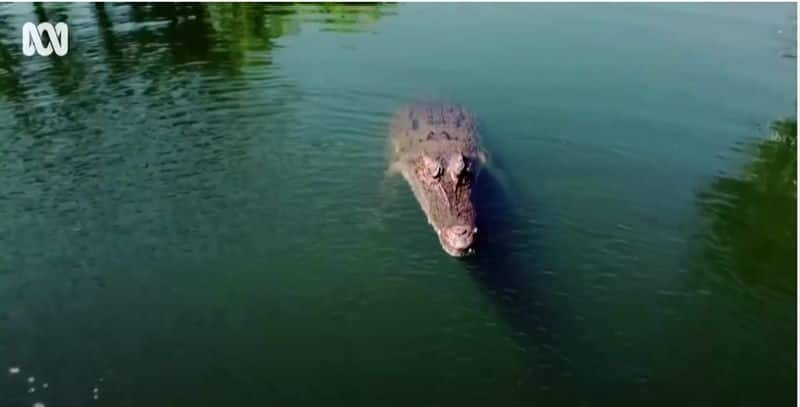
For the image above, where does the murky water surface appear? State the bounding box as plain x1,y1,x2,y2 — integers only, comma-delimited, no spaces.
0,3,796,406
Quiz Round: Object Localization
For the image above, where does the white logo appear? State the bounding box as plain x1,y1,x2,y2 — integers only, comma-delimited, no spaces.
22,22,69,56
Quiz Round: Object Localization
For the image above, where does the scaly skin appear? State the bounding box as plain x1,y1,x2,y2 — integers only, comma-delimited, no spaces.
389,102,484,257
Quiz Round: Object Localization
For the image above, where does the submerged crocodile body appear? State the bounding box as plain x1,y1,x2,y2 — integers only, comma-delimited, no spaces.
389,102,484,257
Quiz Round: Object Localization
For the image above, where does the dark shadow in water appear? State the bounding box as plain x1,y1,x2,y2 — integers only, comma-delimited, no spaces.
462,166,575,395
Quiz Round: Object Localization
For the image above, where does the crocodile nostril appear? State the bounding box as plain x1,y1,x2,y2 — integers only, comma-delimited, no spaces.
444,225,474,252
451,226,469,236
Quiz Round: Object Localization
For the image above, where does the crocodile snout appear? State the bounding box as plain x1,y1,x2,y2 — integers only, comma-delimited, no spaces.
441,225,477,256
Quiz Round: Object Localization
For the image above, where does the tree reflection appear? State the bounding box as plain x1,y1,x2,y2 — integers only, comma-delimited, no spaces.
696,118,797,297
296,3,393,32
0,3,396,100
112,3,392,74
0,13,24,102
0,2,397,163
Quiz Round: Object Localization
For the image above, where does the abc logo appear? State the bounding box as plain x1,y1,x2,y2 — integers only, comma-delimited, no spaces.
22,22,69,57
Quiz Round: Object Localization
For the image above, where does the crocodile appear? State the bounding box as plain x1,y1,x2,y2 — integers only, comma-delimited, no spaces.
388,102,486,257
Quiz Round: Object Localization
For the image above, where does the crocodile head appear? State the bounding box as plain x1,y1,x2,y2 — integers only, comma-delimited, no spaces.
408,149,478,257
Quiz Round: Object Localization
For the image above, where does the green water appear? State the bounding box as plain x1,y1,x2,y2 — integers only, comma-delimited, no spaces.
0,3,796,406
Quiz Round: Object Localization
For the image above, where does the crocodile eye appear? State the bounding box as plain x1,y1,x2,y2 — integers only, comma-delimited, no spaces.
422,155,443,179
448,154,467,182
430,163,443,178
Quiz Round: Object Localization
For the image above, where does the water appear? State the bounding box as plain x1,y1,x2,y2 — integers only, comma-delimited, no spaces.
0,3,796,406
